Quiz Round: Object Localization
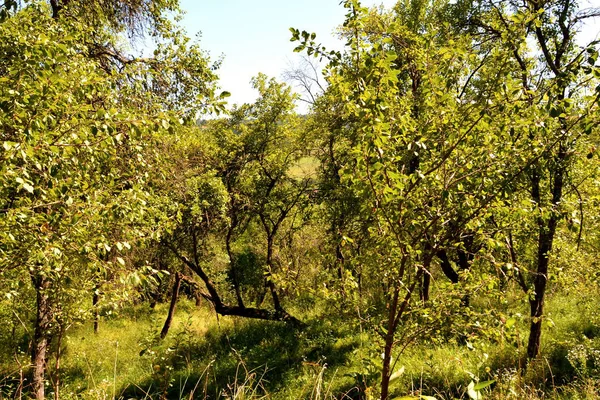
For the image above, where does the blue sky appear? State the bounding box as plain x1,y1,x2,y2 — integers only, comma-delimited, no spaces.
177,0,600,110
178,0,396,108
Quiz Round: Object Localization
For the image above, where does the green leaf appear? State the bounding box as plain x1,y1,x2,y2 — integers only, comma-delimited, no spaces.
386,51,398,62
473,380,495,391
23,183,34,193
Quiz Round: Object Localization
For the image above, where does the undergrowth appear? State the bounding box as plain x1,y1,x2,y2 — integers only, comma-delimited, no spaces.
1,289,599,399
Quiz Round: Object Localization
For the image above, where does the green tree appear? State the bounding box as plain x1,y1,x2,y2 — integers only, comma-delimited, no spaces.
292,0,600,396
0,3,220,398
163,75,310,325
465,0,600,360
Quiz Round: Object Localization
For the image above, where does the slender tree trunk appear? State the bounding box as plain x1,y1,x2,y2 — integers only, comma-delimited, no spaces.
527,225,554,358
266,235,282,311
335,243,344,280
92,285,99,334
527,144,565,359
380,287,400,400
527,215,559,358
380,274,422,400
226,227,245,307
160,272,182,339
420,273,430,302
31,274,51,400
380,259,427,400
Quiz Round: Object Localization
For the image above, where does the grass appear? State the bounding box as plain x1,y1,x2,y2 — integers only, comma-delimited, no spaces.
57,301,213,399
1,287,599,399
288,157,319,180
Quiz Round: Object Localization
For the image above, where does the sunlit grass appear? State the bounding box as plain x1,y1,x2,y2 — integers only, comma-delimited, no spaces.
57,300,216,399
288,157,319,180
2,287,599,399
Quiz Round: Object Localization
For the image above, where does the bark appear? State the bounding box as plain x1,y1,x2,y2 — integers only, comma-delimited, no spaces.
457,247,473,271
31,274,51,400
380,286,400,400
380,262,423,400
527,222,555,359
437,250,459,283
420,272,430,302
526,141,566,359
437,246,475,306
92,285,99,334
160,272,182,339
226,226,245,308
166,243,305,327
335,243,344,280
49,0,61,18
524,3,571,359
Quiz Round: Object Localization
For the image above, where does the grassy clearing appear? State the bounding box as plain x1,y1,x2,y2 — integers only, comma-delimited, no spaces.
288,157,319,180
1,288,599,399
55,301,214,399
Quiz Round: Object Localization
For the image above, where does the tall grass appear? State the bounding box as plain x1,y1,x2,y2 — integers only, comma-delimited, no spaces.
1,288,599,399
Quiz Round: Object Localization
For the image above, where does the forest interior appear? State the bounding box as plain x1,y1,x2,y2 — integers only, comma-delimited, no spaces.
1,0,600,399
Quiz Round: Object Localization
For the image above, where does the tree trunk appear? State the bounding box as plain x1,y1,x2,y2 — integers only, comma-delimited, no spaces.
31,274,51,400
380,287,400,400
265,235,282,311
526,218,558,359
166,243,304,327
437,250,459,284
92,285,99,334
526,144,565,359
380,259,426,400
226,227,245,308
160,272,182,339
527,298,544,359
335,243,344,280
149,293,158,309
420,272,430,302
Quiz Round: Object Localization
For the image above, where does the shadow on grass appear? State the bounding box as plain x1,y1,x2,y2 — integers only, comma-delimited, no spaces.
120,317,359,399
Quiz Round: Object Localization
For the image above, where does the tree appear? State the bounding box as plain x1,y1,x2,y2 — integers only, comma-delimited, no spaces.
0,2,221,398
465,0,600,360
294,2,510,397
291,0,600,396
162,75,311,325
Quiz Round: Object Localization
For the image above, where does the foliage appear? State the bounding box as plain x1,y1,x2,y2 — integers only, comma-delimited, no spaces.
0,1,221,398
1,0,600,399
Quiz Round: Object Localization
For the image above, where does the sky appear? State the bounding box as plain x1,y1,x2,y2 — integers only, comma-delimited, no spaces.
177,0,600,110
178,0,397,108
